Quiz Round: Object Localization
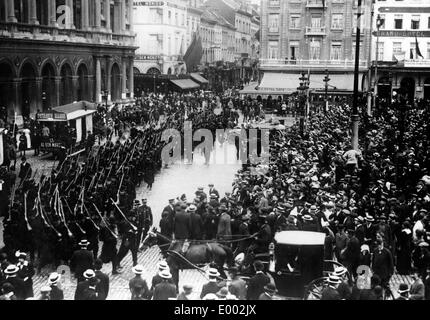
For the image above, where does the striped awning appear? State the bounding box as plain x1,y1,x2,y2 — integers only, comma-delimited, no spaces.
190,73,209,84
170,79,200,90
258,73,301,95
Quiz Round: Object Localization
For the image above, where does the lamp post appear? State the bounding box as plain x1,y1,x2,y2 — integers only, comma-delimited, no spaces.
323,69,330,112
373,14,383,110
297,71,310,133
351,0,362,151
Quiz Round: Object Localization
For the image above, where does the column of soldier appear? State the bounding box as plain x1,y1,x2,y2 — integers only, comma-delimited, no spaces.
0,91,239,300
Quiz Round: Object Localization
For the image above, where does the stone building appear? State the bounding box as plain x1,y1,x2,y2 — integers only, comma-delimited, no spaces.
0,0,136,124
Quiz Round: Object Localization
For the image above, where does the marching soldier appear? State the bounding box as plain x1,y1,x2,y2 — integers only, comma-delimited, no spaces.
137,199,153,244
117,216,139,267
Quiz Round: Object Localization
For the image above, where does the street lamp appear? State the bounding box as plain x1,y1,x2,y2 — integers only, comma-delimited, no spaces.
374,14,384,108
297,72,310,133
153,74,156,93
351,0,363,151
323,69,330,112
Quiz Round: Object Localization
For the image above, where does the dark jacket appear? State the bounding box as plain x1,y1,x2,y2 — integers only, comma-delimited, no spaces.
321,286,341,300
70,249,94,279
200,281,222,299
95,270,110,300
190,212,204,240
2,276,26,300
50,285,64,300
152,281,177,300
74,280,102,300
129,276,150,300
174,211,192,239
246,272,270,300
372,247,394,281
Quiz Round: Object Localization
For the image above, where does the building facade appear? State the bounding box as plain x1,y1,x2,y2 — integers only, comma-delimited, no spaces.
133,0,188,75
257,0,371,98
370,0,430,101
0,0,136,123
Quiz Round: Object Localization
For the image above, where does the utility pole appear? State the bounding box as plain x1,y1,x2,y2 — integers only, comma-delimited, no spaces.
323,69,330,112
351,0,362,151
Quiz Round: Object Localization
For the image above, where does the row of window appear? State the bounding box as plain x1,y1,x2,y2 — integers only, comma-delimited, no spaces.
267,40,364,61
377,41,430,60
268,13,357,32
377,14,430,30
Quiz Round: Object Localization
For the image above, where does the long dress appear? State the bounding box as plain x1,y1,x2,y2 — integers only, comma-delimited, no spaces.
396,228,412,275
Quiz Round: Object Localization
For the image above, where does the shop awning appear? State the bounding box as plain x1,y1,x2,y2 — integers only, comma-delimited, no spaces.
170,79,200,90
257,72,301,95
36,101,96,122
309,73,356,92
190,73,209,84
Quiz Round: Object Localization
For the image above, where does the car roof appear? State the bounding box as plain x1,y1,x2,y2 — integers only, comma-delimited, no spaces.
274,231,326,246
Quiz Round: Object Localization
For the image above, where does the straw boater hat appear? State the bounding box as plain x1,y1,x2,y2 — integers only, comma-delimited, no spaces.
48,272,61,285
40,286,52,293
132,264,144,275
207,268,220,278
333,266,348,277
83,269,96,279
158,261,169,271
159,269,172,279
79,239,90,247
4,264,19,275
327,274,342,285
302,214,313,222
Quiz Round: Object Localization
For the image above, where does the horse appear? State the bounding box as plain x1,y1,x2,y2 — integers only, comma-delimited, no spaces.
141,228,234,287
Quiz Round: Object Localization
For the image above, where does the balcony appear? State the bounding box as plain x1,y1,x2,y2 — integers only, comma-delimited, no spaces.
0,22,135,47
306,0,327,8
305,26,326,36
260,59,368,71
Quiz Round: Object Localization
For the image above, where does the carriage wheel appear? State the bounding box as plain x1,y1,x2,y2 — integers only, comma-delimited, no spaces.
303,277,327,300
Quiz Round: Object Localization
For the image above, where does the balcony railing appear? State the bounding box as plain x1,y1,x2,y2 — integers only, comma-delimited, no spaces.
260,59,368,69
306,0,327,8
0,22,134,46
305,26,326,35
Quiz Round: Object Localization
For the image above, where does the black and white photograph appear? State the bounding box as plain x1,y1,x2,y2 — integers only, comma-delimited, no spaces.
0,0,429,308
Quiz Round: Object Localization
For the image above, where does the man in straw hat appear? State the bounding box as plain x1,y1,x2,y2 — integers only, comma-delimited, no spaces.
74,269,101,300
48,272,64,300
151,260,173,291
129,264,150,300
70,239,94,284
2,264,25,300
200,268,224,299
152,269,177,300
39,286,51,300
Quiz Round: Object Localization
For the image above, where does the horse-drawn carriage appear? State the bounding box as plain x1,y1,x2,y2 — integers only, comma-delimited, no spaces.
141,228,351,300
267,230,350,300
